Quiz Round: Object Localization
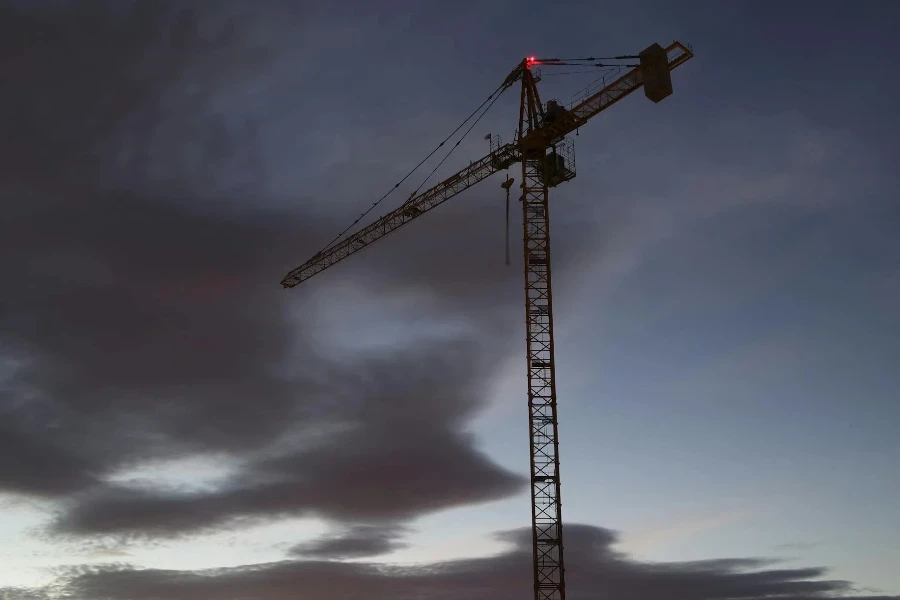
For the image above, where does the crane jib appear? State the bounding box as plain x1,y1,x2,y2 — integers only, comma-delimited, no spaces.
279,142,522,288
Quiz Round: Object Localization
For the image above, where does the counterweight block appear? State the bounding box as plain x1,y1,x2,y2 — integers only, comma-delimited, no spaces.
640,42,673,103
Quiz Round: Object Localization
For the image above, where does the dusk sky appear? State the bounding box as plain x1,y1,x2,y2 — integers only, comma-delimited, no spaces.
2,1,899,599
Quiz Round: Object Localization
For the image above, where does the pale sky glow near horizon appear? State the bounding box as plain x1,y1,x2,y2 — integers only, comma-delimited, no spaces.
2,1,899,599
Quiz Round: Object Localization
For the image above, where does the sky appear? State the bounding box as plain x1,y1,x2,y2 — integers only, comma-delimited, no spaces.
1,0,899,598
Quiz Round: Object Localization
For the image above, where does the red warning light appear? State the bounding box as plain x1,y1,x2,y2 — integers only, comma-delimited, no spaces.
526,56,540,68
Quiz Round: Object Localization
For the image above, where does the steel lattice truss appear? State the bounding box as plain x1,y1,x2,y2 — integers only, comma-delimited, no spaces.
521,154,566,600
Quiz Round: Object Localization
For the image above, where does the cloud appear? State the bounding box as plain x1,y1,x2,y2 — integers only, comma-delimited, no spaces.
623,508,762,554
4,524,896,600
2,0,565,540
0,589,51,600
774,542,820,552
0,420,98,497
50,342,524,538
288,524,410,559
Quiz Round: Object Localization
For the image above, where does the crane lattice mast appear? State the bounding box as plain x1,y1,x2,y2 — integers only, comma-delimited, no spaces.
280,41,694,600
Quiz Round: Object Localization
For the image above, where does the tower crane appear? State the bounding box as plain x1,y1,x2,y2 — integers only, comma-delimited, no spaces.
280,41,694,600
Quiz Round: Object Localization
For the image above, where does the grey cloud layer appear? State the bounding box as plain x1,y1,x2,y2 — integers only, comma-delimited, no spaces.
5,525,897,600
288,524,410,559
1,1,541,538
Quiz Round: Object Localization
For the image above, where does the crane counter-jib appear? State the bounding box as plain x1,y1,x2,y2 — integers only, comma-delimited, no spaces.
522,41,694,150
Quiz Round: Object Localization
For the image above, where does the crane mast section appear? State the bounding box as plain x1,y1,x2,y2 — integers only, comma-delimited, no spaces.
522,41,693,150
522,155,566,600
280,142,522,288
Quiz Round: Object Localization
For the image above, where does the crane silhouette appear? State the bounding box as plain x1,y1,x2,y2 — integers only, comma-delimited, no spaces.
281,41,694,600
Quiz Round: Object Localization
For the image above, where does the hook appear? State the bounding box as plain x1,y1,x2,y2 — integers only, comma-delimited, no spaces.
501,177,515,266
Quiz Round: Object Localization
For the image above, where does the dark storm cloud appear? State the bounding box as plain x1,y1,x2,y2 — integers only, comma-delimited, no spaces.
0,419,97,496
1,0,540,535
288,524,410,559
52,342,523,537
6,524,897,600
0,1,270,192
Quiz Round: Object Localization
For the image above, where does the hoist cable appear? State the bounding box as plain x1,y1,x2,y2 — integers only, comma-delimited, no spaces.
320,78,513,252
408,86,507,199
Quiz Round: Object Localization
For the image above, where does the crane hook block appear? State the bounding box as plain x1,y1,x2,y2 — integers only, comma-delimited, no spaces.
639,43,673,103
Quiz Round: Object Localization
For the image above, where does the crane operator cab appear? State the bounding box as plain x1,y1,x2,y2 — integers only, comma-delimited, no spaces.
544,100,566,125
534,101,577,187
542,136,576,188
